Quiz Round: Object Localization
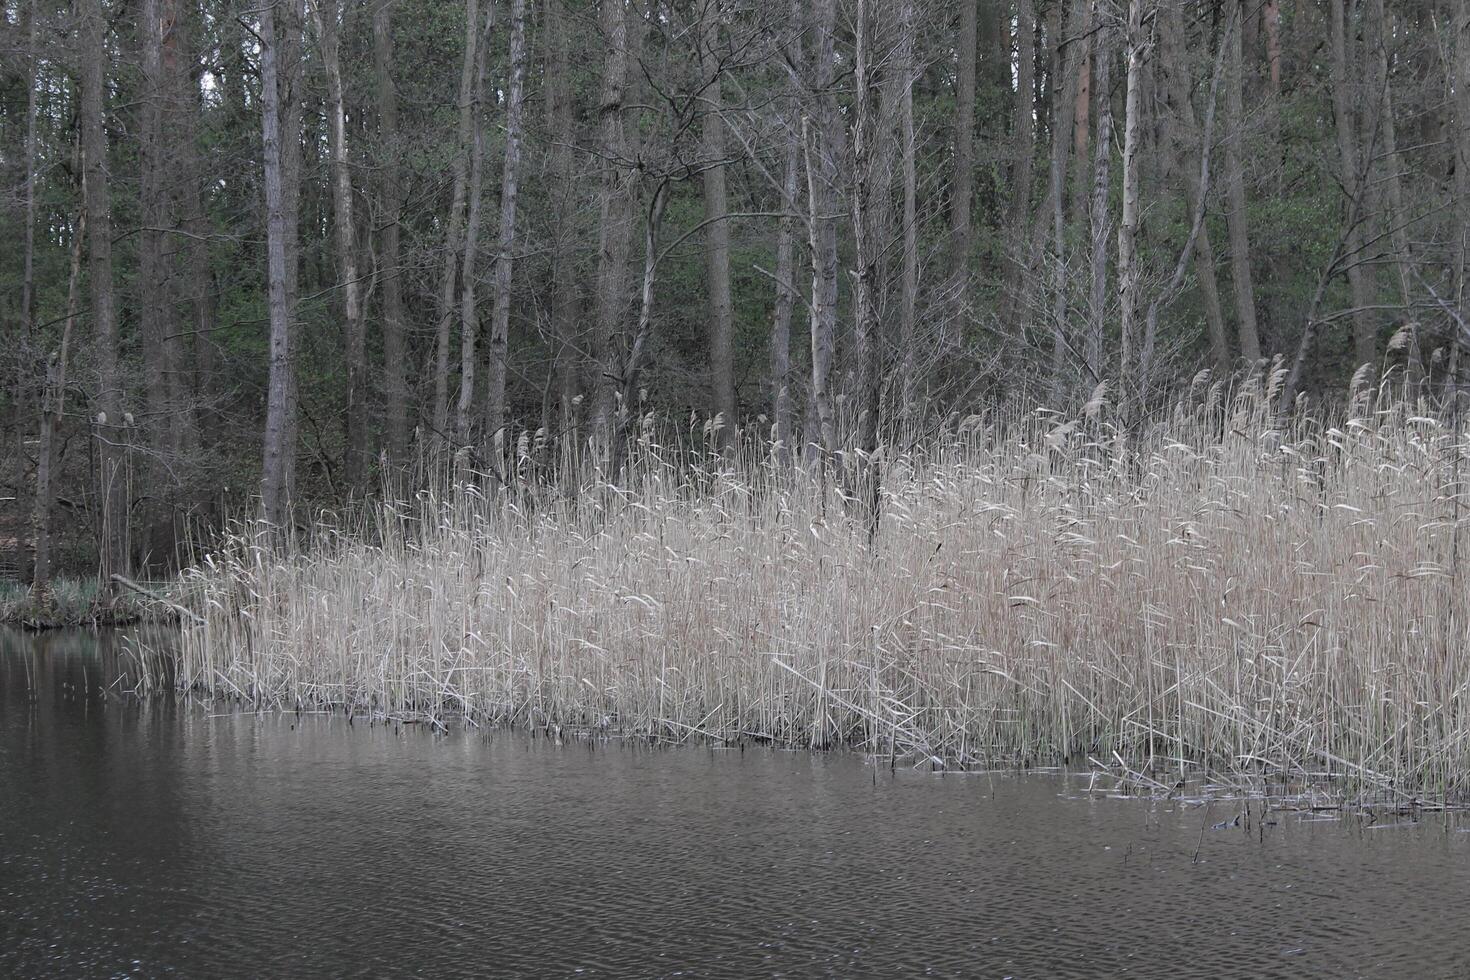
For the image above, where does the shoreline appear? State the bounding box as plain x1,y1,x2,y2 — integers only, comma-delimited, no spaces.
0,578,180,631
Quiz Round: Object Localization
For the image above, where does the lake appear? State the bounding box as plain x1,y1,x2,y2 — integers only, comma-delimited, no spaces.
3,627,1468,977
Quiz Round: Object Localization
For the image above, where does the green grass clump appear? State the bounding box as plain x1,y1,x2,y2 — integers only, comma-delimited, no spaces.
0,577,154,629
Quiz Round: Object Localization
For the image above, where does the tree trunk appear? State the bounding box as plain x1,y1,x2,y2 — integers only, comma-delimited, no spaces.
700,0,736,449
1142,0,1233,386
998,0,1036,329
80,0,128,580
771,8,805,465
606,182,671,477
139,0,187,565
312,0,368,486
772,129,800,464
20,0,38,333
1262,0,1283,190
433,0,480,447
1085,9,1113,385
1330,0,1377,373
374,0,409,469
1224,0,1262,363
1264,0,1282,93
1071,0,1093,220
898,0,919,422
805,0,840,462
1117,0,1144,409
1046,0,1080,403
485,0,528,449
1455,0,1470,411
950,0,977,295
32,206,84,595
1370,0,1420,388
455,1,494,449
173,5,209,451
1160,0,1230,375
547,0,580,432
259,0,300,530
594,0,636,444
851,0,883,531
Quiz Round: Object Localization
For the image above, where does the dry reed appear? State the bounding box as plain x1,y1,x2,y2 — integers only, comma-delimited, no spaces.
169,379,1470,802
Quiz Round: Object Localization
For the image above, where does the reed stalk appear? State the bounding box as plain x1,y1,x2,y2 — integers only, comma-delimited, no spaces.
168,382,1470,802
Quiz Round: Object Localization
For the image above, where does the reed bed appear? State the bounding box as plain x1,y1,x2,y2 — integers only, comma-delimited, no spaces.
170,381,1470,802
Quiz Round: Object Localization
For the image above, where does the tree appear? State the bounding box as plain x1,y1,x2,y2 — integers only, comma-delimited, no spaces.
545,0,582,434
1085,4,1113,386
31,200,84,597
455,0,494,448
997,0,1035,330
896,0,919,418
804,0,840,461
80,0,127,579
1159,0,1230,375
433,0,482,446
593,0,637,443
1330,0,1377,372
485,0,530,449
311,0,370,485
1117,0,1145,407
1223,0,1262,363
1456,0,1470,408
138,0,181,557
260,0,304,529
374,0,410,467
700,0,736,449
770,8,805,463
950,0,977,299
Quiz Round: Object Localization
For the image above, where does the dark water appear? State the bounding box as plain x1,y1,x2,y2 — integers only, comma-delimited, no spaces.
4,630,1470,979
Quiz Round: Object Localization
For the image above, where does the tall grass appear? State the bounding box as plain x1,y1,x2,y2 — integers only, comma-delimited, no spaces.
172,379,1470,801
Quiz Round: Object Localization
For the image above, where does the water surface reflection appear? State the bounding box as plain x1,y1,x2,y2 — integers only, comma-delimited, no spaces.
3,629,1468,977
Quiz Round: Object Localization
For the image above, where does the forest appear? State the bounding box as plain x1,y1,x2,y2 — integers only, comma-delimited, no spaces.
10,5,1470,964
0,0,1462,580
